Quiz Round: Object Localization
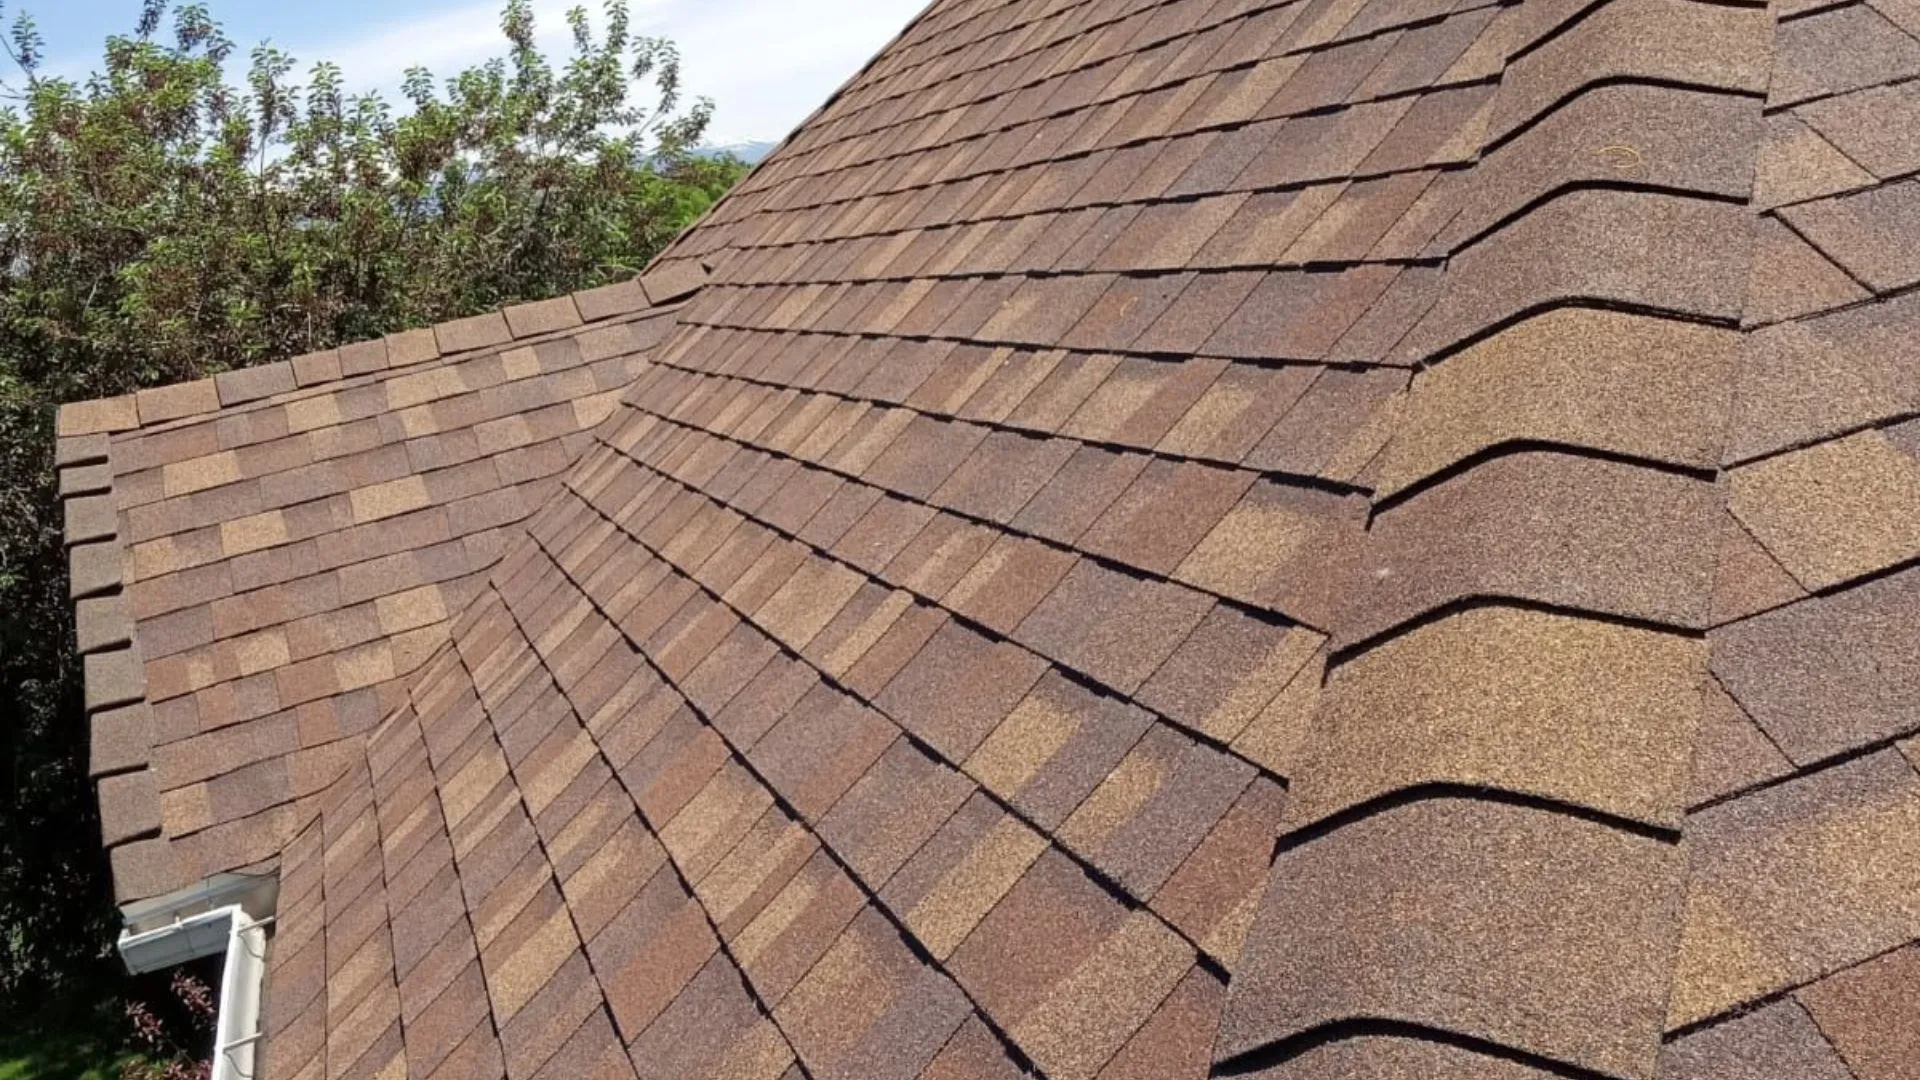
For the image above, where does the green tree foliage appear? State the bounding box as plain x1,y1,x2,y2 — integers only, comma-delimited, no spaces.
0,0,744,1045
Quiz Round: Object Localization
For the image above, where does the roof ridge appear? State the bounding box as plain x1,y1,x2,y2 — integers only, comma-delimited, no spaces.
1211,0,1776,1073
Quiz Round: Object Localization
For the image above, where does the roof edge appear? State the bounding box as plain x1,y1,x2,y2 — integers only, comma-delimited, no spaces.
60,424,181,905
55,265,706,441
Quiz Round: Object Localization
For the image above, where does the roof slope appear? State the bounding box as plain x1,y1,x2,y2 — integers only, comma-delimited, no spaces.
53,0,1920,1076
59,272,699,898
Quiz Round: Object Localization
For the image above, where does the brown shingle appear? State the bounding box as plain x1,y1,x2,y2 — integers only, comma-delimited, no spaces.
659,760,776,883
883,512,997,599
109,836,184,901
947,850,1192,1080
1203,270,1396,365
1004,352,1122,434
435,312,514,355
1060,274,1195,354
1221,799,1684,1077
1745,215,1871,325
98,769,162,846
1784,180,1920,294
1008,444,1148,546
1724,291,1920,464
59,464,111,501
1236,1037,1573,1079
694,806,819,942
818,737,972,887
56,433,110,467
881,792,1046,961
1150,777,1286,970
799,581,911,677
1077,459,1254,576
1798,79,1920,181
215,362,297,407
1241,366,1405,479
1155,363,1317,465
137,378,221,425
921,1017,1024,1080
875,620,1047,761
963,670,1152,831
1712,565,1920,766
58,396,140,437
1401,190,1752,361
1132,272,1264,355
1770,3,1920,108
1657,1000,1854,1080
1094,966,1222,1080
84,647,147,713
626,954,793,1080
1796,944,1920,1080
1014,561,1212,696
1686,679,1793,808
587,869,715,1038
1450,83,1759,249
90,703,154,778
1062,722,1255,899
930,430,1076,524
1487,0,1767,142
1172,480,1365,631
1753,114,1875,213
773,906,971,1080
1136,607,1321,744
731,849,864,1004
74,593,134,655
503,296,582,339
1283,173,1437,265
747,682,896,819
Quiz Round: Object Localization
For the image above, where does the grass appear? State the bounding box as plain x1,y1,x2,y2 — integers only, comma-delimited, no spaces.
0,1027,144,1080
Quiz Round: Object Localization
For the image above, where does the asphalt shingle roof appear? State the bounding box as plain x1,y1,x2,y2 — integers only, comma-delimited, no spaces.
54,0,1920,1076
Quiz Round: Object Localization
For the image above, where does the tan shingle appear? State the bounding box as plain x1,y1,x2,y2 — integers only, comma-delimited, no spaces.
1729,427,1920,591
1668,750,1920,1029
1295,607,1706,830
1373,309,1737,497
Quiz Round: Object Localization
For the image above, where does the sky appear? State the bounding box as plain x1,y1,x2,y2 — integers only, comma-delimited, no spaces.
25,0,929,145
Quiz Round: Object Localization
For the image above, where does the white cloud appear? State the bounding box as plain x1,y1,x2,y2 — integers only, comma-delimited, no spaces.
294,0,926,144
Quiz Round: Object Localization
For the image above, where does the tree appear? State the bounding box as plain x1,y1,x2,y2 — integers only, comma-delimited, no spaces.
0,0,745,1054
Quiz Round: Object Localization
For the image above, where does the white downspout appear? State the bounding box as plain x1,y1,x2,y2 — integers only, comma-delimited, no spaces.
212,909,272,1080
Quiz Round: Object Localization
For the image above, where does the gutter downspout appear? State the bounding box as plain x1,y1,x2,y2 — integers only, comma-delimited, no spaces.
117,874,278,1080
212,908,271,1080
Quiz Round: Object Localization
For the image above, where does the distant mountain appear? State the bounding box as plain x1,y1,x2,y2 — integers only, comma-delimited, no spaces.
693,140,778,164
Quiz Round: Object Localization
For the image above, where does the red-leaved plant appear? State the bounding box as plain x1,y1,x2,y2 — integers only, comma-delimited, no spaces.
121,970,216,1080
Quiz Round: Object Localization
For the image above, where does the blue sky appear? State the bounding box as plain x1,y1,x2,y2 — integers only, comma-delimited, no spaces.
22,0,929,144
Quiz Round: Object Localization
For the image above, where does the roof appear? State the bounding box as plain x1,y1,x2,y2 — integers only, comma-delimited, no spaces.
52,0,1920,1076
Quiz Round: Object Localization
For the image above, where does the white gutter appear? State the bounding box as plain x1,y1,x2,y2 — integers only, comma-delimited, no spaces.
117,874,279,1080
